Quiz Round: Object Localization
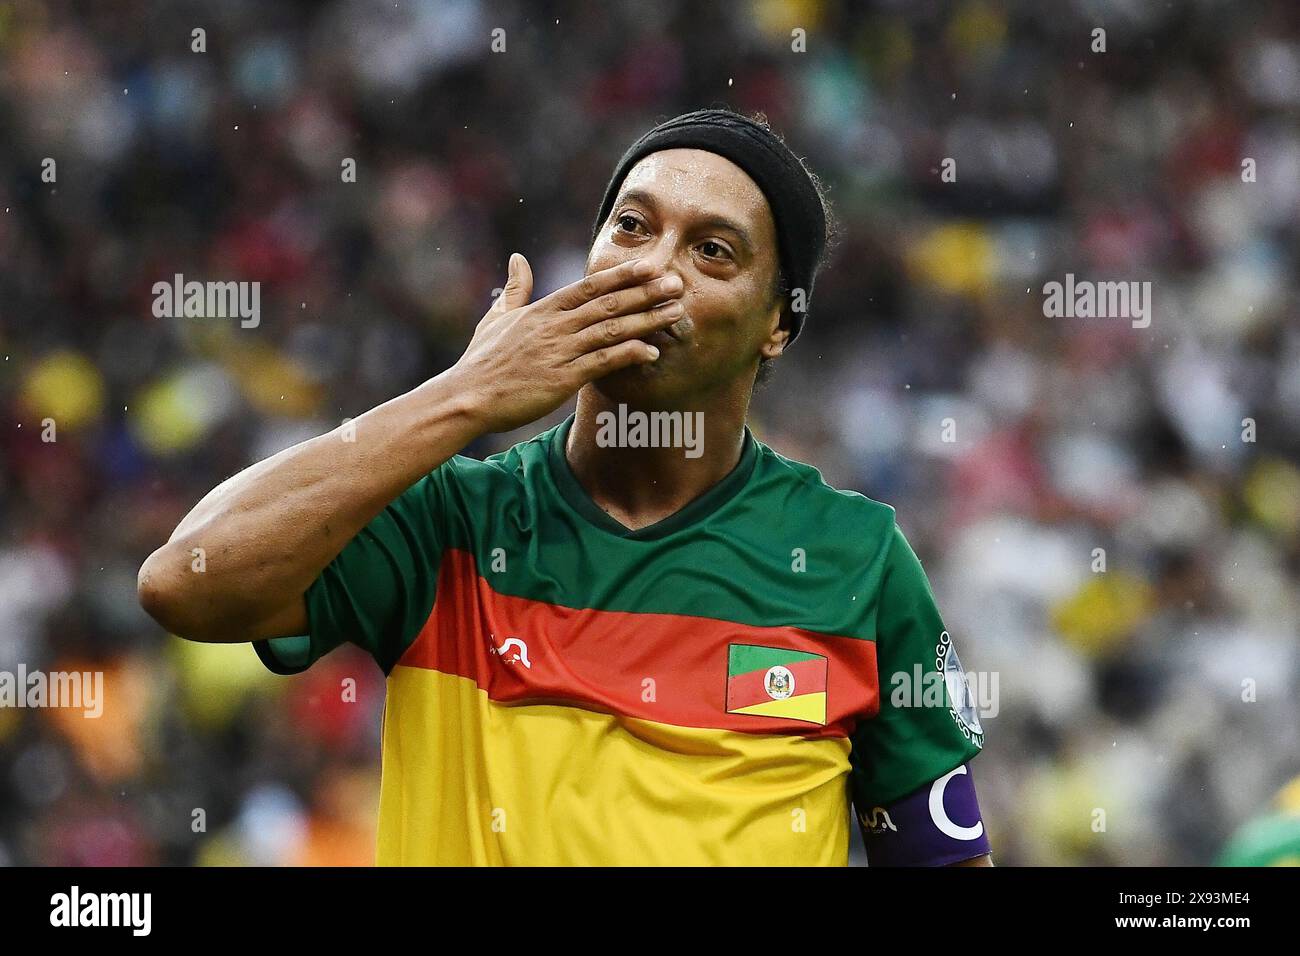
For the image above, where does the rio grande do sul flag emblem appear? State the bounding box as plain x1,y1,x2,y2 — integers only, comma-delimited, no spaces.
725,644,828,725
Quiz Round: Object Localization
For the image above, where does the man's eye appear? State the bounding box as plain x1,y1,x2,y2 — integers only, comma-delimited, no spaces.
699,241,730,260
616,215,641,233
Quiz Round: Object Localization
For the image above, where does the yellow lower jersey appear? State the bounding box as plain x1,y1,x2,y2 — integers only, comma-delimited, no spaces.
376,665,853,866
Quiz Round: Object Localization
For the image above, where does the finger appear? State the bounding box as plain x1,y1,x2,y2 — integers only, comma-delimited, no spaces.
569,338,661,382
572,300,684,355
563,272,684,332
544,257,659,312
490,253,534,315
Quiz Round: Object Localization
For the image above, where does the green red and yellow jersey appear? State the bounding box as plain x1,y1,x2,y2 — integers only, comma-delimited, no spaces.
254,415,984,865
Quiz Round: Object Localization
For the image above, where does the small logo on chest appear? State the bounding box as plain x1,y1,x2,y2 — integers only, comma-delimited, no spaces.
763,665,796,700
490,636,532,669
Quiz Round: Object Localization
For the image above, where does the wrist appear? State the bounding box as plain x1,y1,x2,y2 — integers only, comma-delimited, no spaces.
417,365,494,439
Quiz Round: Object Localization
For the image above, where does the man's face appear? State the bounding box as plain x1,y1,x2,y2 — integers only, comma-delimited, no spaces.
585,148,786,408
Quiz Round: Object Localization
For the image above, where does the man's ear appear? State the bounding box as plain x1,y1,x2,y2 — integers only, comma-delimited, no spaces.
760,298,791,361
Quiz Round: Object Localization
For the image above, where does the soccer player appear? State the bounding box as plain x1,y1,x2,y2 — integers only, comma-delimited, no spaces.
139,108,992,867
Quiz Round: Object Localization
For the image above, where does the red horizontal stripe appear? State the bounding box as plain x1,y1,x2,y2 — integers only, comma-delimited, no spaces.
726,657,827,712
396,550,879,739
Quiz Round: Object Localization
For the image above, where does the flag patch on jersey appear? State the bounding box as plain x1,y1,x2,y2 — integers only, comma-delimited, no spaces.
725,644,828,725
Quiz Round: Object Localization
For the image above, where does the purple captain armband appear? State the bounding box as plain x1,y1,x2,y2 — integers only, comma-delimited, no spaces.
858,763,990,867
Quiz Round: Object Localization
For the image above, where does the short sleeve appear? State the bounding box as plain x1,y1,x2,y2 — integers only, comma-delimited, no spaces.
849,522,985,808
253,468,448,675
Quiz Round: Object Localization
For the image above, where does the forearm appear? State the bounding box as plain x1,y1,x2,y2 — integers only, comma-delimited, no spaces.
138,368,483,642
138,253,680,643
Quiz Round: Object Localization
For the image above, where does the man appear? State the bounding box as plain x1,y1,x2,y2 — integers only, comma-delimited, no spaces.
139,108,992,866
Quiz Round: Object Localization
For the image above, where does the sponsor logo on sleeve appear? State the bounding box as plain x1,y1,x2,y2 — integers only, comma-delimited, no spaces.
938,631,984,747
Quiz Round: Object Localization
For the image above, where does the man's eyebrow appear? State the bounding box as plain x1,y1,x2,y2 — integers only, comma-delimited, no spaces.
615,188,757,255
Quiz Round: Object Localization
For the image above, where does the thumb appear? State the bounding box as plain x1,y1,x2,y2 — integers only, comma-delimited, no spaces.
493,252,534,313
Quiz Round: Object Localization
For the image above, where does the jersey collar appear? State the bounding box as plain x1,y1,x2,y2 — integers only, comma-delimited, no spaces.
546,413,757,541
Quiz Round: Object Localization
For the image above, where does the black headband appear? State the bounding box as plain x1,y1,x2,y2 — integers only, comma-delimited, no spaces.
590,108,826,345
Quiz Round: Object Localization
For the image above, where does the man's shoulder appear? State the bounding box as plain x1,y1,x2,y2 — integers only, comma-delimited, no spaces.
436,421,556,475
423,422,557,503
749,436,898,531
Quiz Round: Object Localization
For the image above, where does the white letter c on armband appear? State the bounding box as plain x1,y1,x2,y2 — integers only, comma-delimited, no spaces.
929,765,984,841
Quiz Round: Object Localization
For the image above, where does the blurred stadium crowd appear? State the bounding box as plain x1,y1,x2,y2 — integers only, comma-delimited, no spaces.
1,0,1298,866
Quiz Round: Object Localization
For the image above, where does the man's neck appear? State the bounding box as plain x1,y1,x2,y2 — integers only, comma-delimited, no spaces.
566,386,750,532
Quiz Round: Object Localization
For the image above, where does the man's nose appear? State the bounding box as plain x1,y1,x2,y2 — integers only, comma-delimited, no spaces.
639,234,684,280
